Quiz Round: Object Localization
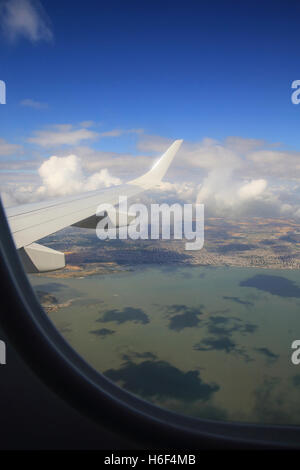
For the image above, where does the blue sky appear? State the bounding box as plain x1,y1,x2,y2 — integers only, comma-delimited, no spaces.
1,0,300,150
1,0,300,219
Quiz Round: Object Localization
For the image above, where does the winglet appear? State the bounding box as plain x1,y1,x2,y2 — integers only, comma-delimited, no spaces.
130,139,183,188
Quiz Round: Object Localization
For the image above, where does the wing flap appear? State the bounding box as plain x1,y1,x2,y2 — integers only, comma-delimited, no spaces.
19,243,65,273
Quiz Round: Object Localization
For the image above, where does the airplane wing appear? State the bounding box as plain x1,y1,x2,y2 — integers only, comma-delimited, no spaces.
4,139,183,273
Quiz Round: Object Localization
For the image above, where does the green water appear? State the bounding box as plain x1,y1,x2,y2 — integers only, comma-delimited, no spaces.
29,265,300,424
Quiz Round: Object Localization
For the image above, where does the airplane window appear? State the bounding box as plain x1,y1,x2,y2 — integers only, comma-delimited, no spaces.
1,0,300,450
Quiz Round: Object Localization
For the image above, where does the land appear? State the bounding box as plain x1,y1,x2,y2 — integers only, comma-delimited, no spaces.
34,217,300,279
35,291,76,313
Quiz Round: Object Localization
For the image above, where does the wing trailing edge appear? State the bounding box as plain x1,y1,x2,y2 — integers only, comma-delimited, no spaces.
19,243,65,273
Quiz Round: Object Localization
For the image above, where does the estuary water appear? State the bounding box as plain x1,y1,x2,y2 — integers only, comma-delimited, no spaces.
30,265,300,424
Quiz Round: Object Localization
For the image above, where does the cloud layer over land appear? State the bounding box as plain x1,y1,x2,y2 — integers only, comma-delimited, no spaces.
1,126,300,221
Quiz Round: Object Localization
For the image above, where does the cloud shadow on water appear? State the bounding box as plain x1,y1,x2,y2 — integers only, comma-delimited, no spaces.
163,304,204,332
97,306,150,325
121,351,157,361
254,347,279,365
34,282,68,293
240,274,300,298
194,315,257,362
90,328,115,339
223,296,254,308
104,359,219,402
206,315,257,337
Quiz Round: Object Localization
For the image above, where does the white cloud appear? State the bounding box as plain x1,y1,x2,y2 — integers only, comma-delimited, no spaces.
100,128,143,138
36,154,121,197
28,124,99,147
0,0,53,43
188,140,271,216
0,137,22,156
137,134,173,153
140,181,199,207
73,146,154,179
0,159,38,170
139,137,276,217
137,136,300,218
80,120,96,128
20,98,48,109
238,179,267,200
2,131,300,220
246,149,300,180
0,171,40,206
224,136,266,154
1,153,122,207
27,125,144,148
